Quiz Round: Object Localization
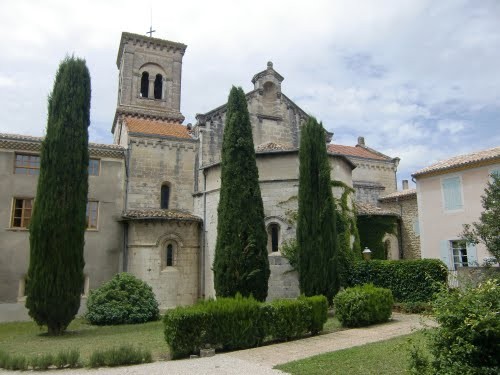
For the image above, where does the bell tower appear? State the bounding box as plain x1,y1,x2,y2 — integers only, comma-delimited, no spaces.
112,32,187,136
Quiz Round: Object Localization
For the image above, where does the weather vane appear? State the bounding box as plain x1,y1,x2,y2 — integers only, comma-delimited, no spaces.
147,6,156,37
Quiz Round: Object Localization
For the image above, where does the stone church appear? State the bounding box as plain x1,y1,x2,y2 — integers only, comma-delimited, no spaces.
0,32,411,315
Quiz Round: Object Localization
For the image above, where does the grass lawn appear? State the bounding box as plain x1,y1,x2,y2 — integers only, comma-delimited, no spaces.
275,331,429,375
0,318,169,362
0,315,342,364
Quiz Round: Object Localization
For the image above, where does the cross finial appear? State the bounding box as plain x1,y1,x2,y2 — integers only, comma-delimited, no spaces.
147,25,156,37
147,6,156,37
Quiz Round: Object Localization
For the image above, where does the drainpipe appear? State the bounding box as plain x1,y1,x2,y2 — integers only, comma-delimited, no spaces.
200,169,207,300
396,196,404,259
122,140,131,272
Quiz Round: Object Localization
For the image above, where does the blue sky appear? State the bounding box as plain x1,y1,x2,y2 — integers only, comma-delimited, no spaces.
0,0,498,187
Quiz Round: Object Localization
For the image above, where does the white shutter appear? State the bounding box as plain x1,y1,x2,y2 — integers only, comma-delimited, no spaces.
439,240,452,270
442,177,463,211
466,243,478,267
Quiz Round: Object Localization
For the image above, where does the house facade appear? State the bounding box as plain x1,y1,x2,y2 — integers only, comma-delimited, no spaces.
413,147,500,270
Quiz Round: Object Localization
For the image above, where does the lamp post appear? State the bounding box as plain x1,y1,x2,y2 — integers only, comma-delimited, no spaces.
362,247,372,261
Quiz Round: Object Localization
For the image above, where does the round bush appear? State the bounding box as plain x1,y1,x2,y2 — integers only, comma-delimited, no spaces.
86,273,159,325
334,284,393,327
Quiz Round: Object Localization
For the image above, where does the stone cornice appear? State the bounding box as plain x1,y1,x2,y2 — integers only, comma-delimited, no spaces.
116,32,187,68
0,133,125,159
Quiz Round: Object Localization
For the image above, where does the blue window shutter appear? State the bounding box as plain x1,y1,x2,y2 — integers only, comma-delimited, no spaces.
439,240,452,269
442,177,463,211
466,243,477,267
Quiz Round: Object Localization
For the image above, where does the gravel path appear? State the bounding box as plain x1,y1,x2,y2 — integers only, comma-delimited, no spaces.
0,313,435,375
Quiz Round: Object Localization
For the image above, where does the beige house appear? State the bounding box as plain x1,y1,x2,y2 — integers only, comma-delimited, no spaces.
413,147,500,270
0,32,405,319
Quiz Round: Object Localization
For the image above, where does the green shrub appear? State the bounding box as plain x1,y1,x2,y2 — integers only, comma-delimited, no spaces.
30,353,54,370
334,284,393,327
4,354,28,371
299,295,328,334
265,299,310,341
88,345,152,368
54,349,81,369
348,259,447,302
411,279,500,374
164,295,328,359
86,273,159,325
164,304,208,359
0,350,8,369
203,295,265,350
393,301,432,314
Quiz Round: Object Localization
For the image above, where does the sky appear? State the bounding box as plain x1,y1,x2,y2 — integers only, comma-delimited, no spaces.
0,0,499,187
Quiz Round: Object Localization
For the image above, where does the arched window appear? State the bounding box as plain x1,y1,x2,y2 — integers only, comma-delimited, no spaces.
161,184,170,209
154,74,163,99
166,244,174,267
269,223,280,252
140,72,149,98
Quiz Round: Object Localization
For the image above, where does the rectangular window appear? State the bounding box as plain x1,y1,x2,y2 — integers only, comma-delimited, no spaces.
14,154,40,175
442,176,463,211
11,198,34,228
86,201,98,229
88,158,100,176
450,240,468,270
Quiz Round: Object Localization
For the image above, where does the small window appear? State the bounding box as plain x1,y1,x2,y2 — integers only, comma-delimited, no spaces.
154,74,163,99
15,154,40,175
140,71,149,98
161,184,170,209
88,158,100,176
442,176,463,211
450,240,468,270
166,244,174,267
86,201,98,229
11,198,33,228
269,223,280,252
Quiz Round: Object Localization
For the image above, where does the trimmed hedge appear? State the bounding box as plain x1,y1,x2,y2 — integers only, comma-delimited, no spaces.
334,284,393,327
347,259,448,302
164,295,328,359
86,273,159,325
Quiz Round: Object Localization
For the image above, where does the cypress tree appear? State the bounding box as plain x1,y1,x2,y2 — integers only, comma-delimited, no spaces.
297,117,340,302
26,56,91,335
213,86,270,301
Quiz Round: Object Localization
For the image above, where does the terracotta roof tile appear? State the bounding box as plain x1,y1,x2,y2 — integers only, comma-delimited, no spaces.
328,144,388,160
379,189,417,201
124,117,191,139
413,146,500,177
356,202,399,216
122,209,202,222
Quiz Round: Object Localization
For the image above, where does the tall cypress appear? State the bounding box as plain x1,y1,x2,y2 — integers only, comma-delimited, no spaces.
213,86,270,301
297,117,339,302
26,56,91,335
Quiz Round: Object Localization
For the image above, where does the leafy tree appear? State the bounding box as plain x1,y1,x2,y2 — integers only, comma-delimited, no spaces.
213,86,270,301
461,173,500,262
297,117,340,302
26,56,91,335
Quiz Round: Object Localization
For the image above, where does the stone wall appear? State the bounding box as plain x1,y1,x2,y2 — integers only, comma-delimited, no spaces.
379,194,421,259
350,157,398,196
127,135,198,211
126,220,200,309
195,151,355,300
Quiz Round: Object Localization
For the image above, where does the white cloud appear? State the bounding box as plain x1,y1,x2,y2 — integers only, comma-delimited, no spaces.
0,0,498,180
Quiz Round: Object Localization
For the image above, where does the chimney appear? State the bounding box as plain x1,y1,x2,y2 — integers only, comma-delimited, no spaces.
402,180,409,190
357,136,365,146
